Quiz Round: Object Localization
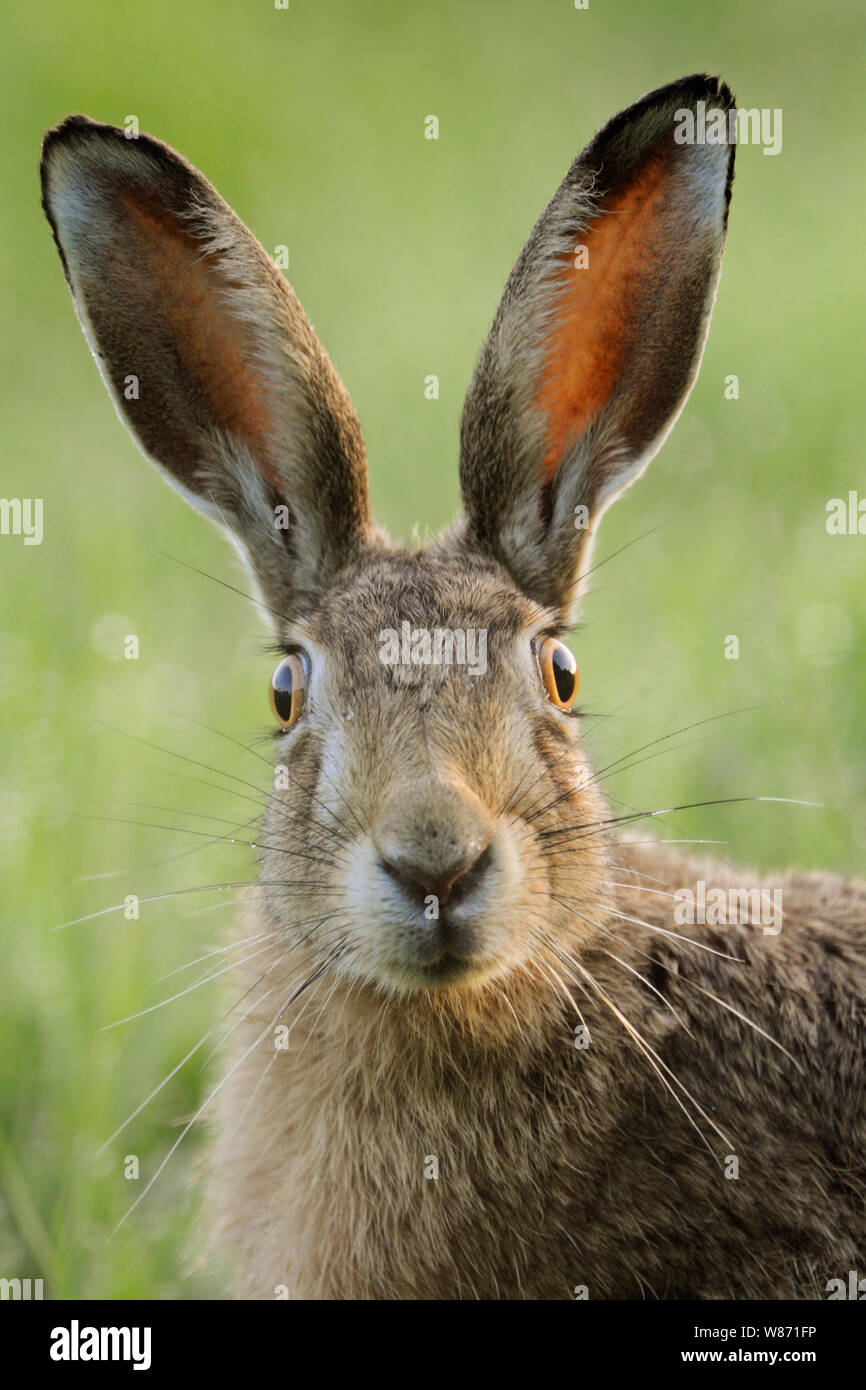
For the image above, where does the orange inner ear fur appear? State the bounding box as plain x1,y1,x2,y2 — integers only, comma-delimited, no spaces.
121,193,280,486
535,154,670,484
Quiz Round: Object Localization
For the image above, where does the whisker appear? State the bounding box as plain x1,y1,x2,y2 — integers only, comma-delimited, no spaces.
293,962,347,1062
533,953,589,1031
165,710,276,770
72,812,264,882
155,929,276,982
191,925,355,1076
605,907,746,963
195,982,279,1076
101,939,284,1029
150,546,296,630
182,897,242,919
680,977,803,1072
141,765,267,811
536,929,733,1156
587,704,776,789
92,719,273,800
161,715,369,850
107,952,340,1238
605,861,668,885
602,879,678,901
121,801,256,827
74,812,351,870
52,878,341,932
620,838,726,849
572,518,673,589
52,881,259,931
539,796,821,855
96,975,283,1154
490,981,526,1038
600,949,694,1036
77,806,268,881
551,902,801,1077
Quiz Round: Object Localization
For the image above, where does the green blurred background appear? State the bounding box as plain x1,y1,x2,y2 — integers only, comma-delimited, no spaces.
0,0,863,1298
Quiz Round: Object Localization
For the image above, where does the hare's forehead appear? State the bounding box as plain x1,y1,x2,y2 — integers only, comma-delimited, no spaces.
302,556,540,672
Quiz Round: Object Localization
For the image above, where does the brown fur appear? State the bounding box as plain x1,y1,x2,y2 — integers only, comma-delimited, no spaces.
41,77,866,1301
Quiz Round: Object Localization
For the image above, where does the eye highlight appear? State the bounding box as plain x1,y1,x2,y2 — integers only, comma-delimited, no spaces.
537,636,579,710
269,653,308,730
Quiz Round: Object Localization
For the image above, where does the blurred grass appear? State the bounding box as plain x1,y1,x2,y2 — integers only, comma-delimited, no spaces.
0,0,863,1298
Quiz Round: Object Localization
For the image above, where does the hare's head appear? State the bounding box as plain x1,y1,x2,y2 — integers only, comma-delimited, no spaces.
42,76,734,995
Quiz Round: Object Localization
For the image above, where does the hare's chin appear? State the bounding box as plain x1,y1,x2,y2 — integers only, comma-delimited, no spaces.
334,906,514,993
360,950,508,994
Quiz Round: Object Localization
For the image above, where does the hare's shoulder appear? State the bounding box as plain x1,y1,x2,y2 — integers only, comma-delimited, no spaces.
611,836,866,1126
616,836,866,954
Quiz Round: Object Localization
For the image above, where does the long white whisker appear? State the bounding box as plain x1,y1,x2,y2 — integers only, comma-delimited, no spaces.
107,954,338,1239
100,938,282,1030
601,949,694,1036
536,928,734,1155
156,929,275,982
96,985,276,1156
608,908,746,963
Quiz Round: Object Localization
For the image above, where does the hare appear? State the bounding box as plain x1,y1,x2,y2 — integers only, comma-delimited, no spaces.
42,75,866,1301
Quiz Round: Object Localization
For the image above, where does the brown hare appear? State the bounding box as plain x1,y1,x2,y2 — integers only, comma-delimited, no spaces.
42,75,866,1300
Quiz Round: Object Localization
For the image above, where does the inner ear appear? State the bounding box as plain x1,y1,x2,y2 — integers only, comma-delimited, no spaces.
115,191,281,488
535,151,673,488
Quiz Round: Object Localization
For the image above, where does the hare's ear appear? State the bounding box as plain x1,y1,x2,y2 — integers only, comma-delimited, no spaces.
41,116,372,623
459,75,735,626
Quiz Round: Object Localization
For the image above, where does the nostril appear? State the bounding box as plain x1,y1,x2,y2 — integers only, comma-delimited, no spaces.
378,842,493,909
378,856,427,902
378,855,448,906
446,843,493,907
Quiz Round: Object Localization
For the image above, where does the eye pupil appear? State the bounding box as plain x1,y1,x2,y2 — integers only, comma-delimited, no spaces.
537,636,579,711
272,676,294,722
551,646,576,703
269,653,307,729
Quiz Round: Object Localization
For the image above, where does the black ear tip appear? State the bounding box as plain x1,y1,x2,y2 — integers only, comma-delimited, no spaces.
40,116,132,282
587,74,737,172
675,73,736,111
640,73,737,121
41,115,111,201
44,112,100,138
622,73,737,125
677,76,738,219
39,115,209,227
41,113,106,166
40,113,179,176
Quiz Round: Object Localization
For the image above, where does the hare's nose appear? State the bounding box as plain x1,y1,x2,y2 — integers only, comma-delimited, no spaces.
378,841,494,909
373,790,495,910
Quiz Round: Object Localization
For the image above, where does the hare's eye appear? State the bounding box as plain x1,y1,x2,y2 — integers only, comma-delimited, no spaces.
537,637,579,710
269,653,307,730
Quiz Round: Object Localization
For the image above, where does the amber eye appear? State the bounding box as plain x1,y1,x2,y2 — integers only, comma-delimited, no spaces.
537,636,579,710
269,653,308,730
